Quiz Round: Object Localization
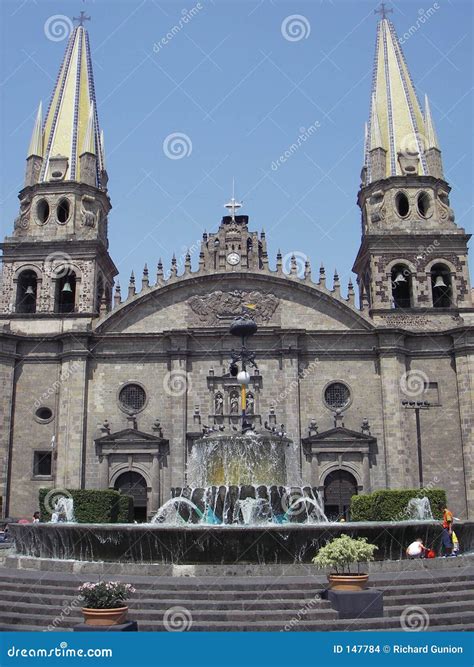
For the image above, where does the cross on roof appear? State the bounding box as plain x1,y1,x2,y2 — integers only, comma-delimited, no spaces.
73,11,91,27
374,2,393,19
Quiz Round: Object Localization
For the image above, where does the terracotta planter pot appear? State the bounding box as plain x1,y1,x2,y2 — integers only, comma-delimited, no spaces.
81,606,128,626
327,574,369,591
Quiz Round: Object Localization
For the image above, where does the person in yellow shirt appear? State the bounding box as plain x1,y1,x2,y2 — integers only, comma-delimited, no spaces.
438,504,454,557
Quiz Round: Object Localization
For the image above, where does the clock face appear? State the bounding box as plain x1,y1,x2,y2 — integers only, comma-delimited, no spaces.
227,252,240,266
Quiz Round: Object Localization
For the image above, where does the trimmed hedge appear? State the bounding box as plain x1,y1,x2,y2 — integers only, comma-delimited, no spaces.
39,489,134,523
350,489,447,522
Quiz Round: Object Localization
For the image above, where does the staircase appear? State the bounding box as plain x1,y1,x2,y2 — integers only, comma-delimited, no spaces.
0,566,472,632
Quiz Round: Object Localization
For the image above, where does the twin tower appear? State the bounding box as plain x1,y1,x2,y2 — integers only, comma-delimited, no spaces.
0,14,472,322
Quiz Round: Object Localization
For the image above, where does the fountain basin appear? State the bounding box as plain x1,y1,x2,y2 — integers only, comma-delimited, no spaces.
9,521,474,565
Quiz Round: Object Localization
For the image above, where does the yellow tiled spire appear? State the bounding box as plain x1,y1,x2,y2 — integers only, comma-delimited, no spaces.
27,102,43,158
366,16,428,181
81,102,96,156
39,25,105,186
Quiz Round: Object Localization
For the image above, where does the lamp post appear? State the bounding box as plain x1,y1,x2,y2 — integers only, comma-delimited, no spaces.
229,313,258,432
401,400,431,488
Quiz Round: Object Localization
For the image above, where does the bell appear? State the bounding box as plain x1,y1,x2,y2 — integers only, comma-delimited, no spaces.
25,285,34,296
433,275,447,289
61,280,72,293
393,272,406,284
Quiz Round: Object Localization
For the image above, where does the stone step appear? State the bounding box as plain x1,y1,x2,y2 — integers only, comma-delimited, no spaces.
383,589,474,606
384,599,474,617
0,590,339,612
1,609,473,632
0,601,338,624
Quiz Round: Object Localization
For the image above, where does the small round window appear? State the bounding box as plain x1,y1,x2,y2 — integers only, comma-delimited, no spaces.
324,382,351,410
36,199,50,224
417,192,431,218
395,192,409,217
35,406,53,422
119,383,146,413
57,199,70,224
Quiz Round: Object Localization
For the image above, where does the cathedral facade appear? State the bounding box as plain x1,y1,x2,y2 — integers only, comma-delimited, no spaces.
1,16,472,521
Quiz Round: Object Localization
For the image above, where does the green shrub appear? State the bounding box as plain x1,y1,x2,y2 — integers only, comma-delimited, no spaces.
350,489,446,522
312,535,378,574
39,489,134,523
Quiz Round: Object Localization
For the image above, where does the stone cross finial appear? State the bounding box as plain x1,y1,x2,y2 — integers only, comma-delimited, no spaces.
374,3,392,19
73,10,91,27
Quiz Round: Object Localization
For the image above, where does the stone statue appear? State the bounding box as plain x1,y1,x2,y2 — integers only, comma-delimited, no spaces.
214,392,223,415
230,391,239,414
246,392,254,415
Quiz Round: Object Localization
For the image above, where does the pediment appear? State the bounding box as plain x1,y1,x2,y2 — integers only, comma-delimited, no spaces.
95,428,163,445
95,273,373,334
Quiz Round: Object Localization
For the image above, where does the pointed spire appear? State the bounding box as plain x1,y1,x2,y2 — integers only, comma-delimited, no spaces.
81,103,96,156
100,130,106,169
347,278,355,306
128,271,136,299
113,281,121,307
333,269,340,296
27,102,43,158
424,95,440,150
141,263,149,290
156,259,164,285
319,263,326,288
184,250,191,274
170,254,178,278
276,250,282,274
40,24,104,185
290,254,297,276
366,15,427,181
369,95,383,150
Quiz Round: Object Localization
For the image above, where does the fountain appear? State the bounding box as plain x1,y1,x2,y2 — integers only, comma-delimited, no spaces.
51,496,75,523
7,314,474,565
406,496,433,521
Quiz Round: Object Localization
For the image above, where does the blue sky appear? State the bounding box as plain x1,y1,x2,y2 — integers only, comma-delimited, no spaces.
1,0,473,288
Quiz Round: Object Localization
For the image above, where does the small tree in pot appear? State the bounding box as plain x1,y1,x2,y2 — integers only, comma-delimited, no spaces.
312,534,378,590
78,581,136,626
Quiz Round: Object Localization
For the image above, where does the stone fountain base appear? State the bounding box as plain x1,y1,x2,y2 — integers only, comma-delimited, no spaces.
9,521,474,565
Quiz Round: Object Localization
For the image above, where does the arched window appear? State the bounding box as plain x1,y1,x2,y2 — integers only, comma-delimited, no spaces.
431,263,452,308
391,264,412,309
16,270,38,313
55,270,76,313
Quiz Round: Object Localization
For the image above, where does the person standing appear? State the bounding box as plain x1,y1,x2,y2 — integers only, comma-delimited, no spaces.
439,503,454,557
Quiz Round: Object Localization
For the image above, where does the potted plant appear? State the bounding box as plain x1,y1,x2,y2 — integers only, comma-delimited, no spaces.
78,581,136,626
312,534,378,591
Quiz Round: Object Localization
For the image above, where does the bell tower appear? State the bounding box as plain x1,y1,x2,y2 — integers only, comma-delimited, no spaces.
352,9,472,320
0,15,117,317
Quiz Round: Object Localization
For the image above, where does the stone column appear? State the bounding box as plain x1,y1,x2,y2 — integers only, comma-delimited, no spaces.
0,340,17,516
99,454,109,488
362,452,371,492
377,333,410,489
280,334,302,482
167,335,188,490
151,453,160,514
55,335,89,489
310,452,320,487
453,331,474,518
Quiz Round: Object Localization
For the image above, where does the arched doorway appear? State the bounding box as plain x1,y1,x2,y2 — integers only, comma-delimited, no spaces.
324,470,358,521
114,471,148,522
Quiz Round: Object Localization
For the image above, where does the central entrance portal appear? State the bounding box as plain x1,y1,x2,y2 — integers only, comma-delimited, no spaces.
114,471,148,522
323,470,358,521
